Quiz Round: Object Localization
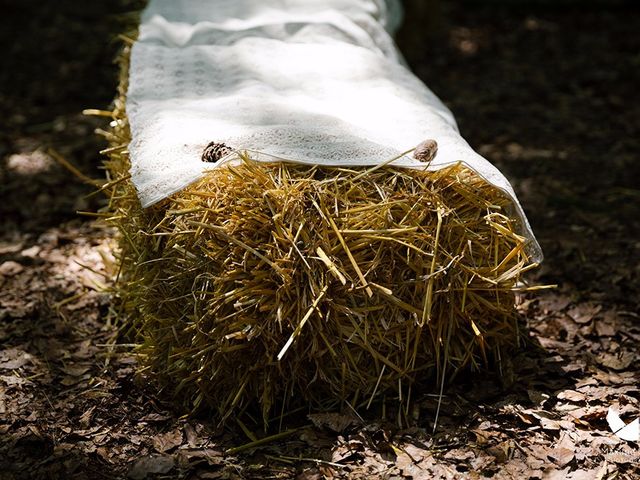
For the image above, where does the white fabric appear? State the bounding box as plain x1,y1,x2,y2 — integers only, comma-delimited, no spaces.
127,0,542,261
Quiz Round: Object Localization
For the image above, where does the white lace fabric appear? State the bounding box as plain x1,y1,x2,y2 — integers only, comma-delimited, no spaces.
127,0,542,261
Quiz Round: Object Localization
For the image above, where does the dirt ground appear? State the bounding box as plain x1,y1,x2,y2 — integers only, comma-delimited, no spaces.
1,1,639,479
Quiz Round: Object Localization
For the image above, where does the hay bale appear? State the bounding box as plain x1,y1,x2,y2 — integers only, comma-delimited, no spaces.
102,44,535,424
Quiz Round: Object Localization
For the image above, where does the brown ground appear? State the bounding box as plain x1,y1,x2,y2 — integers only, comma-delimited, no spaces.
1,1,639,479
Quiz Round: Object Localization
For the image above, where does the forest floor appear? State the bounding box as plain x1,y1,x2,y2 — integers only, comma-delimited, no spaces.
1,1,639,479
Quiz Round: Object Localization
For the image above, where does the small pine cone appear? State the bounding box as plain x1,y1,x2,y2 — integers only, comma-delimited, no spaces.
202,142,233,163
413,139,438,163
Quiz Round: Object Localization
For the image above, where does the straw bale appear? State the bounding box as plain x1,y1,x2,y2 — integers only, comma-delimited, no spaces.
101,44,535,424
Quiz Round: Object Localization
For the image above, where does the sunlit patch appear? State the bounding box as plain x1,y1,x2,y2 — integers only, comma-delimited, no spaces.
6,150,54,176
48,237,115,291
449,27,482,56
525,17,542,31
524,17,557,32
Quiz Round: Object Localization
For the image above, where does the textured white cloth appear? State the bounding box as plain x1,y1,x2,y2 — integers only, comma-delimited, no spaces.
127,0,542,261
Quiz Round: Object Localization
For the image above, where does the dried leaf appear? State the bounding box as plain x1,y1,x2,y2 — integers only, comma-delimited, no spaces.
538,294,571,312
597,351,635,371
140,413,172,422
487,440,514,464
557,390,586,403
0,261,24,276
528,410,562,431
605,448,640,464
0,348,33,370
308,413,358,433
567,303,601,324
178,448,223,465
395,449,427,477
550,434,575,467
184,423,198,448
80,406,96,429
128,455,175,479
594,311,617,337
152,429,183,453
331,438,364,463
0,375,32,386
61,364,91,376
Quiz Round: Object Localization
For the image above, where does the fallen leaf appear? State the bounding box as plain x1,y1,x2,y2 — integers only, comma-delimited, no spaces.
487,440,515,463
567,303,601,324
0,261,24,276
538,294,571,312
331,438,364,463
128,455,175,480
470,453,496,472
604,448,640,464
471,429,491,445
557,390,586,403
0,241,24,256
395,449,427,477
140,413,172,422
60,374,89,386
61,364,91,376
402,443,428,463
0,348,33,370
529,410,562,431
0,375,32,387
597,351,635,371
550,434,575,467
176,448,223,466
443,448,475,462
308,412,359,433
529,443,552,462
563,465,607,480
80,406,96,429
577,385,614,402
184,423,198,448
505,458,535,478
21,246,40,258
593,369,629,385
594,311,617,337
153,429,183,453
296,468,323,480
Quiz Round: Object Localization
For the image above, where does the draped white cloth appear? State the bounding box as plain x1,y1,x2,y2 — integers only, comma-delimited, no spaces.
127,0,542,261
